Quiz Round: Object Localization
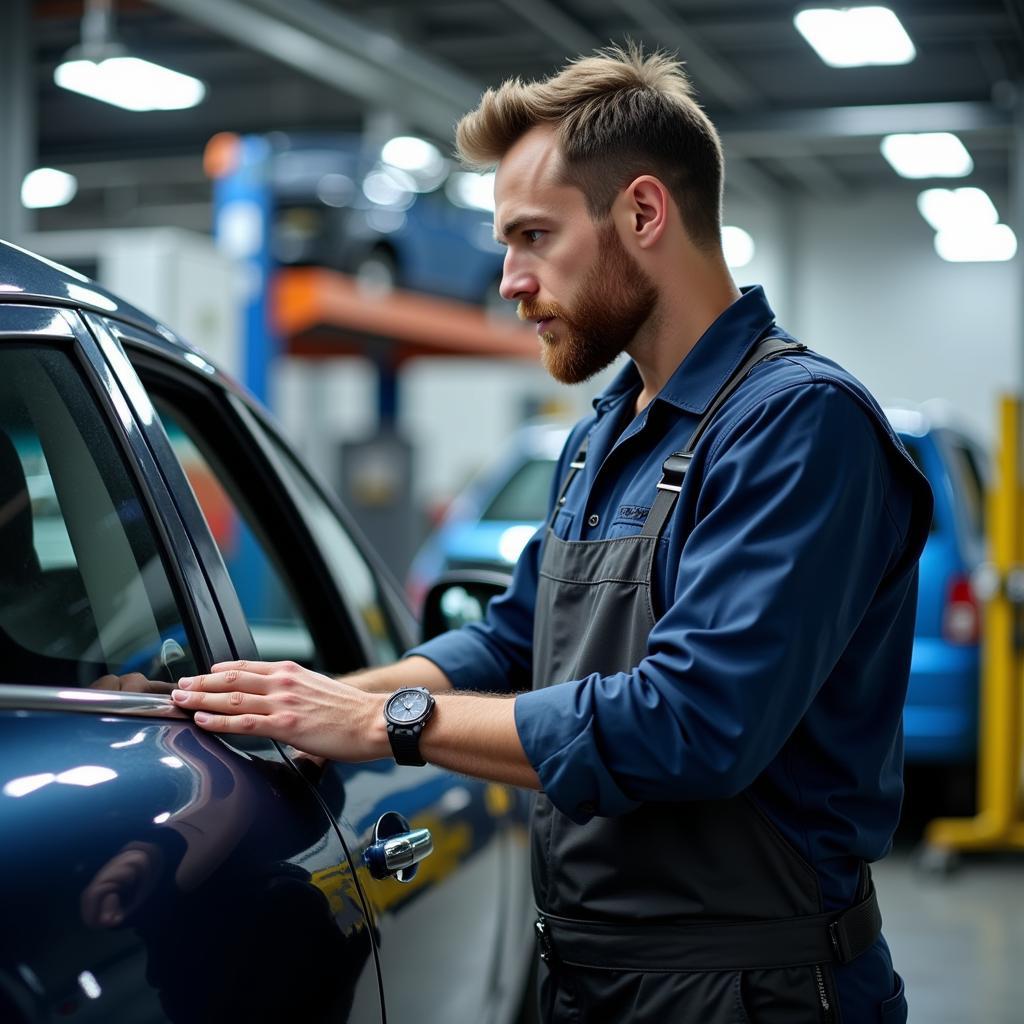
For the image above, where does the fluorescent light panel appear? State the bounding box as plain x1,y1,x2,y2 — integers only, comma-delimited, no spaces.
794,6,916,67
917,187,997,233
55,56,204,111
880,133,973,179
934,225,1017,263
917,187,1018,263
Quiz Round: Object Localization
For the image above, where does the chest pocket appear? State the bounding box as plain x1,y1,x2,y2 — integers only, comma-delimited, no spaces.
609,504,652,535
552,508,575,539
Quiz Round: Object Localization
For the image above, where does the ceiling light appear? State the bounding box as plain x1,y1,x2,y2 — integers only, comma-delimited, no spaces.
722,226,755,268
21,168,78,209
55,56,205,111
445,171,496,213
880,133,973,179
917,187,998,233
382,137,444,175
794,7,916,67
54,0,204,112
934,225,1017,263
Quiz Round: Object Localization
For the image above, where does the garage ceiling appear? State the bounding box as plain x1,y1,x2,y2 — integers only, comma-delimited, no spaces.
30,0,1024,229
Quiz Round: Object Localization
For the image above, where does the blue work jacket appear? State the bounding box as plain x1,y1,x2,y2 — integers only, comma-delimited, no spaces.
410,285,933,1014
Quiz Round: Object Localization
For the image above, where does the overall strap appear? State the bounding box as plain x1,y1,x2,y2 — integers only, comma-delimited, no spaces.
547,434,590,528
639,337,806,540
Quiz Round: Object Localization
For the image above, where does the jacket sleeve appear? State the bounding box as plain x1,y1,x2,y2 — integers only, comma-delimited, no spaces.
404,422,589,694
514,382,916,822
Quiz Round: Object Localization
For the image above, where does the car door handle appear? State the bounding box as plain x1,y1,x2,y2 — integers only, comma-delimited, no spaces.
364,812,433,882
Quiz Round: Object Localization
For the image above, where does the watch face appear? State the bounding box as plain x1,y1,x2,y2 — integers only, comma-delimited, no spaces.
387,689,429,724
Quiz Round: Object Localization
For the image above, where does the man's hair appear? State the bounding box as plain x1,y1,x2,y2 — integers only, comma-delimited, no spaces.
455,43,724,249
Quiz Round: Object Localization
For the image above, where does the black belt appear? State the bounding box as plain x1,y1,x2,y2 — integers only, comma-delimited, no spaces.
535,884,882,973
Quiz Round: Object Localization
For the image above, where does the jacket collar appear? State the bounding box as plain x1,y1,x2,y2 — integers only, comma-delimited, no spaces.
593,285,777,417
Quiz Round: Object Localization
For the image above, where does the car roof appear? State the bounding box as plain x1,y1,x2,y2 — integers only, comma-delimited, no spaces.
884,401,981,446
0,238,187,348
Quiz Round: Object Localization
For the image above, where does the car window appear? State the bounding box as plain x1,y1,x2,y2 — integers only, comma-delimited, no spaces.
253,421,401,665
481,457,557,522
945,439,985,537
0,346,197,687
152,399,317,667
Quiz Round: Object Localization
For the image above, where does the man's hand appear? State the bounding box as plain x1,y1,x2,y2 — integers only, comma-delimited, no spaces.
173,660,541,791
172,661,390,762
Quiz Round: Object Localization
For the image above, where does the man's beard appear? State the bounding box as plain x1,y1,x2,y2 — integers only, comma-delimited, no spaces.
518,221,659,384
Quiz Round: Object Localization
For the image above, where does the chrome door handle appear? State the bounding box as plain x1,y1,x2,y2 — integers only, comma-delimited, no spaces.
365,812,433,882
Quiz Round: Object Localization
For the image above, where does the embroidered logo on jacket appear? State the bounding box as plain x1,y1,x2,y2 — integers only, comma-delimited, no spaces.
616,504,650,522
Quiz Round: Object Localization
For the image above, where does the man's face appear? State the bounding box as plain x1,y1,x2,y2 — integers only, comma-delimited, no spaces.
494,126,659,384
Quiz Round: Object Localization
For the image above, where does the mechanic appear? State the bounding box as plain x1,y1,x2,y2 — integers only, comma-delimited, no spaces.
173,44,933,1023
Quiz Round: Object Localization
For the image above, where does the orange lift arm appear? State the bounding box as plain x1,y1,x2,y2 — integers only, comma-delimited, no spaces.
272,267,540,364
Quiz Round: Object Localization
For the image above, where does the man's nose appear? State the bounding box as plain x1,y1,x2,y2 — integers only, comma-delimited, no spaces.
499,252,538,303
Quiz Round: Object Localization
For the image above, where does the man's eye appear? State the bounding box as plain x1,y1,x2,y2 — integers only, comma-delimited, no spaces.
524,229,545,244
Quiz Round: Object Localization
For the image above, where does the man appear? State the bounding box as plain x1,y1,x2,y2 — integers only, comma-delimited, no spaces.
172,45,932,1022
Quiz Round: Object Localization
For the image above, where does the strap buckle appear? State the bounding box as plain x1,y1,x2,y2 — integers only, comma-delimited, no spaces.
656,452,691,493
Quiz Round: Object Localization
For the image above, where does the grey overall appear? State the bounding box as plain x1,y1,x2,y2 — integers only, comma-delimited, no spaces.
531,338,882,1023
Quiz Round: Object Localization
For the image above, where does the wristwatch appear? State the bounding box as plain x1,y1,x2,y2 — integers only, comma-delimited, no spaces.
383,687,436,766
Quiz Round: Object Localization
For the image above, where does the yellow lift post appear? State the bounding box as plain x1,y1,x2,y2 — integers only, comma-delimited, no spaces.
924,395,1024,864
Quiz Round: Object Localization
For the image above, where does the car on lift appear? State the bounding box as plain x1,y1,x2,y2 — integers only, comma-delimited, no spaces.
408,409,988,806
0,240,532,1024
266,133,506,309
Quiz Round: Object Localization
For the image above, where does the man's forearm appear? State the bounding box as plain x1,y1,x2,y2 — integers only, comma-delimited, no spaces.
420,693,541,790
341,655,453,693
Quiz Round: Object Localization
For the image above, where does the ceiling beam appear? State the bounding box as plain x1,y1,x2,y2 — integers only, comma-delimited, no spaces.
147,0,482,140
494,0,601,56
606,0,761,111
720,101,1012,156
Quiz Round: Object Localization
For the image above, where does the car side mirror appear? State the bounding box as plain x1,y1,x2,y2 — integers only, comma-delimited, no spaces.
420,571,512,643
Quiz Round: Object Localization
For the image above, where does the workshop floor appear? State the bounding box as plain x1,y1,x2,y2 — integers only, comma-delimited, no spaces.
874,847,1024,1023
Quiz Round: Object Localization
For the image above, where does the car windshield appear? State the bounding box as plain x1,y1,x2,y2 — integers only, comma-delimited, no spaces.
480,458,558,523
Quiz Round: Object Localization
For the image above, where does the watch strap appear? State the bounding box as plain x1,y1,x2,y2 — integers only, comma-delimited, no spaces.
388,724,426,767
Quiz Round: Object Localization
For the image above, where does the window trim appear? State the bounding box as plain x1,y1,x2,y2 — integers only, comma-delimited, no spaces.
0,305,217,704
0,684,187,717
123,343,396,673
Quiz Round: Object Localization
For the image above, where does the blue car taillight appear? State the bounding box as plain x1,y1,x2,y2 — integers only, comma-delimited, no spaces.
942,574,980,646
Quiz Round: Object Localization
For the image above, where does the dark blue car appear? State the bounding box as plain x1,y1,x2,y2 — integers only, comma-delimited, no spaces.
0,240,532,1024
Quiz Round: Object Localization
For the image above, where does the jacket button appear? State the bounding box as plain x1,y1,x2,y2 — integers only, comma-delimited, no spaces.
587,514,600,527
577,801,596,816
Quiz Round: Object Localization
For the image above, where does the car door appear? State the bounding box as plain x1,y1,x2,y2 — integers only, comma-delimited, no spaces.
0,304,381,1024
95,316,529,1024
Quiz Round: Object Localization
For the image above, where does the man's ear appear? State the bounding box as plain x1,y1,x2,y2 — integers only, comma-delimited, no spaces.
619,175,670,250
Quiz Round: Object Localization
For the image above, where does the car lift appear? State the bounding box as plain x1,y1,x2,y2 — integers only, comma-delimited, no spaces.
924,396,1024,869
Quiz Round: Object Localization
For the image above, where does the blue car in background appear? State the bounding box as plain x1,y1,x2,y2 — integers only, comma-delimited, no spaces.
268,132,506,308
887,408,987,775
406,422,570,612
409,409,988,799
